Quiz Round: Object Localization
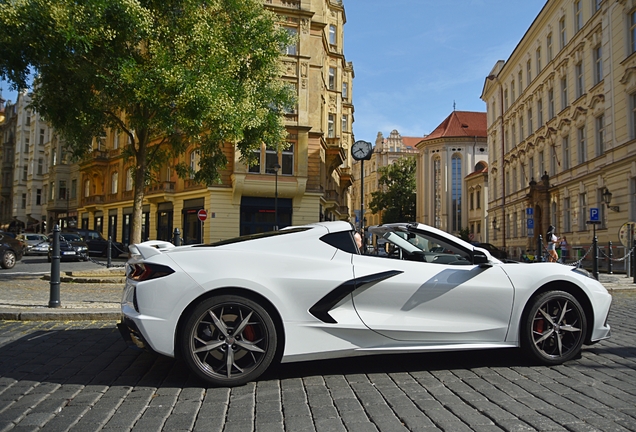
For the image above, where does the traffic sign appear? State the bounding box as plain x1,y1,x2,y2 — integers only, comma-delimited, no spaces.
527,219,534,229
590,208,600,222
526,208,533,216
197,209,208,222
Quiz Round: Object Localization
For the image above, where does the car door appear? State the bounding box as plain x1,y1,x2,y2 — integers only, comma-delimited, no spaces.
351,253,514,344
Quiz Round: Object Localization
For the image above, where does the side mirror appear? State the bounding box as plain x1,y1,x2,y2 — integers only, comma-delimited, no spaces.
473,252,491,266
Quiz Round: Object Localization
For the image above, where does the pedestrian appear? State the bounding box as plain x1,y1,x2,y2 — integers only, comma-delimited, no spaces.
560,236,568,261
354,231,362,251
546,225,559,262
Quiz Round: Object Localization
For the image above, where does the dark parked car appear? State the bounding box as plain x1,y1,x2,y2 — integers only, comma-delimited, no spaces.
47,233,89,262
473,242,508,260
0,232,23,269
63,228,125,258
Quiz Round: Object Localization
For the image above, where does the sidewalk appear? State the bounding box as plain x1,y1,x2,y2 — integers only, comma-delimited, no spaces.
0,269,635,321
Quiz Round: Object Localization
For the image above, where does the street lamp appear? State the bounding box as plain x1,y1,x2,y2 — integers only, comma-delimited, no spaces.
602,187,620,212
273,163,281,230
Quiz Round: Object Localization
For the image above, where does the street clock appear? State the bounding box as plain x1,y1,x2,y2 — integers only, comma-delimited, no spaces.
351,140,373,160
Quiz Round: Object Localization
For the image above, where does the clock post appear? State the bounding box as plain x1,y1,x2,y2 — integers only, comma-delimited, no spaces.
352,140,373,252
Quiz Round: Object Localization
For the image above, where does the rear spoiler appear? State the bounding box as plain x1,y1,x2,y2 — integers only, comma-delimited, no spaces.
129,240,175,259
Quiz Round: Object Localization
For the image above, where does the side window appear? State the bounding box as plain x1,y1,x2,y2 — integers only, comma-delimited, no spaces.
372,230,471,265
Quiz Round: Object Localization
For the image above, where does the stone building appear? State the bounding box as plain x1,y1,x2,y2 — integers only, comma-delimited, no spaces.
415,111,489,236
482,0,636,259
64,0,356,244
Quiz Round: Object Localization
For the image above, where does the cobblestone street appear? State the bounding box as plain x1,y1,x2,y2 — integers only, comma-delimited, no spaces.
0,291,633,431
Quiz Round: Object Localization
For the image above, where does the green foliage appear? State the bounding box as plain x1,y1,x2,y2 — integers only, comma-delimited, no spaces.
368,157,416,224
0,0,294,243
457,227,470,242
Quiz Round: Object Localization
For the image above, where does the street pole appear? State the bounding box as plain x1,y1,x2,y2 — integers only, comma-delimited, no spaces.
360,158,365,253
274,163,280,230
592,223,599,280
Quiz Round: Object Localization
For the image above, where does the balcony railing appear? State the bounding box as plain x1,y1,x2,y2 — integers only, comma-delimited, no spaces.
146,181,175,194
83,194,104,206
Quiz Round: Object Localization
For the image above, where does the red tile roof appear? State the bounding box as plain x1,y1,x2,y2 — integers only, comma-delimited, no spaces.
421,111,487,141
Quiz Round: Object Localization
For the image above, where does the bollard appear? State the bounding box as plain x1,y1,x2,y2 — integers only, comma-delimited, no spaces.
537,235,544,262
592,231,599,280
107,236,112,268
608,241,613,274
49,225,61,308
173,228,181,246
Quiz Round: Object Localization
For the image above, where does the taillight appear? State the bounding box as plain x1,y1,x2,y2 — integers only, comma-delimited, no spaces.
128,263,174,281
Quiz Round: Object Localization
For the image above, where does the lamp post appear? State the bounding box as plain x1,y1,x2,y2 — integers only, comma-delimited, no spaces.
273,163,281,230
602,187,620,212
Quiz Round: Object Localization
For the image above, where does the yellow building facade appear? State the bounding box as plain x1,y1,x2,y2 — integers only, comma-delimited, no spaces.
72,0,355,245
482,0,636,261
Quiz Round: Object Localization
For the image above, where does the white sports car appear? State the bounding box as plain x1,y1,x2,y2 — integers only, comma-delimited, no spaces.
118,221,612,387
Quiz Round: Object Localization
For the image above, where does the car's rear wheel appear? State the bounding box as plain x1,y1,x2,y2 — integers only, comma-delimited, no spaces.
181,295,277,387
522,291,586,365
1,250,16,269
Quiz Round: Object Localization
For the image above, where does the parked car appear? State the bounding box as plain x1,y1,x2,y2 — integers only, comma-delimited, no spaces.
64,228,125,258
0,230,16,238
16,233,50,255
0,232,23,269
118,221,612,387
47,232,89,262
473,242,508,260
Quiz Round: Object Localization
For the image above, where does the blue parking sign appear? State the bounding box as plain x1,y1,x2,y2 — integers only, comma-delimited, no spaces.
526,208,533,216
590,208,599,221
527,219,534,229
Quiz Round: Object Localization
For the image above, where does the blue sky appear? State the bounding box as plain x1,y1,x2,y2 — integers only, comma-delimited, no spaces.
345,0,547,142
2,1,547,142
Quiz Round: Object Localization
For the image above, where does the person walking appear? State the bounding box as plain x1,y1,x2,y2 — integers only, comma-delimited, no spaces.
547,225,559,262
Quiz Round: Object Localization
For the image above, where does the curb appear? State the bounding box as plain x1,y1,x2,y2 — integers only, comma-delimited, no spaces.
0,309,121,321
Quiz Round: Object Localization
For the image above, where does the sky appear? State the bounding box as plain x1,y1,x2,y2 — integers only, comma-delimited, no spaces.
1,0,547,142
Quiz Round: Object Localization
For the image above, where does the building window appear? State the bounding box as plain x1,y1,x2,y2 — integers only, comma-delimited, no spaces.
528,108,533,134
21,193,26,209
529,156,535,181
39,128,45,146
563,135,570,170
282,143,294,175
579,192,587,231
538,99,543,127
547,33,553,62
504,88,509,110
59,180,67,200
561,76,568,110
578,126,587,164
548,88,555,118
513,212,518,238
189,150,200,179
596,114,605,156
512,168,518,193
342,82,348,99
511,80,515,101
341,115,348,133
632,11,636,54
575,62,584,99
593,0,601,12
536,47,542,74
328,67,336,90
574,0,582,33
126,168,133,191
559,17,567,50
71,179,77,199
631,93,636,139
113,133,119,150
539,151,545,176
597,188,607,229
593,46,602,85
111,172,118,194
564,197,571,232
518,71,523,94
512,123,516,148
285,27,297,55
470,192,474,210
433,157,442,228
451,154,462,232
527,60,532,84
476,190,481,209
36,189,41,206
329,24,336,45
328,114,335,138
265,145,278,173
37,158,43,175
551,146,557,176
84,179,90,197
22,165,27,181
520,116,525,141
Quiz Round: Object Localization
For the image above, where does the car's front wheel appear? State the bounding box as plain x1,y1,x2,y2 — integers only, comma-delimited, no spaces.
522,290,586,365
1,250,17,269
180,295,277,387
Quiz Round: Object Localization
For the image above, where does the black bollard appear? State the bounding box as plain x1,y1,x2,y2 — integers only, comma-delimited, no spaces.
107,236,112,268
608,241,613,274
173,228,181,246
49,225,61,308
592,229,599,280
537,235,544,262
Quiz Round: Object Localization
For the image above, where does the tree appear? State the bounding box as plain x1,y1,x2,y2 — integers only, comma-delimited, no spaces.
0,0,294,244
368,157,416,224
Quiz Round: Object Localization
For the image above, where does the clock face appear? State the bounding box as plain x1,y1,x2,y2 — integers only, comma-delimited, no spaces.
352,140,372,160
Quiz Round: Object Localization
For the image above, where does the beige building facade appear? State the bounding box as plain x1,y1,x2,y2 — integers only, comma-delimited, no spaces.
43,0,356,245
482,0,636,260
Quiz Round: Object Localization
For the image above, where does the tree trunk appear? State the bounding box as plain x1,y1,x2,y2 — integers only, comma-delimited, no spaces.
130,134,148,245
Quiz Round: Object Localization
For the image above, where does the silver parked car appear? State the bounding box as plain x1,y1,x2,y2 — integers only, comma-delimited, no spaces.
16,233,50,255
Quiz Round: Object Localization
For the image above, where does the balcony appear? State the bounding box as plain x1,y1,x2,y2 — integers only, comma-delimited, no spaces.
122,190,134,200
146,181,175,195
82,194,104,210
184,179,202,190
338,166,353,189
325,137,346,174
322,189,339,210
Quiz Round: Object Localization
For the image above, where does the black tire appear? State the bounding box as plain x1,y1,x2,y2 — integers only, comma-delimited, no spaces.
1,250,16,269
180,295,277,387
522,290,586,365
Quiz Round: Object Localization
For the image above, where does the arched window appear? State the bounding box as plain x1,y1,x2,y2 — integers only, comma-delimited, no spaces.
111,172,118,194
125,168,133,191
451,153,462,232
84,179,90,197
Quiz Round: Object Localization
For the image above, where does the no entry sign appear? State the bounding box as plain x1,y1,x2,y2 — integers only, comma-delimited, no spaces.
197,209,208,222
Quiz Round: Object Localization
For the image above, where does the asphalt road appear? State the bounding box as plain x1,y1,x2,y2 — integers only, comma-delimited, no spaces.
0,291,635,431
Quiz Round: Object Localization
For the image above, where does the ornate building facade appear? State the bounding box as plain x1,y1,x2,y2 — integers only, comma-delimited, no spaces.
25,0,356,244
482,0,636,259
415,111,489,236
